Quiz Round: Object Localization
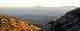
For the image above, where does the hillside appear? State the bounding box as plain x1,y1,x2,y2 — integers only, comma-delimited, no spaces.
0,15,41,31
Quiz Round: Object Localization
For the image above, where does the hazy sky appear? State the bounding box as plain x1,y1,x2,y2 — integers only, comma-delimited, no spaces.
0,0,80,7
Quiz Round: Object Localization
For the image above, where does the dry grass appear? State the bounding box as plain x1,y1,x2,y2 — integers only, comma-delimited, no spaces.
0,15,41,31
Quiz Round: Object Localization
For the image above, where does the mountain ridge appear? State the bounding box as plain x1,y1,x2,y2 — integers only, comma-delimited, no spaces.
0,6,77,16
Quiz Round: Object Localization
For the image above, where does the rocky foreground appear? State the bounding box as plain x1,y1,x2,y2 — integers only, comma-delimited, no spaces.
0,15,41,31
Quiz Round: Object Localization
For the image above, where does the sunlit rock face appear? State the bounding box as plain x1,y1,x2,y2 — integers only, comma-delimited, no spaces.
0,15,41,31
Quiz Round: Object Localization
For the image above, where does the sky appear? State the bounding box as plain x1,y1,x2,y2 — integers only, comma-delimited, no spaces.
0,0,80,7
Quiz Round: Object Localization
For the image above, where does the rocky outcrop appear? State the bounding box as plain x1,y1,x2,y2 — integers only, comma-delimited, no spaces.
42,7,80,31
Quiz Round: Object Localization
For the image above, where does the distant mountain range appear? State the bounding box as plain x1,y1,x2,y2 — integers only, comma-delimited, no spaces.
0,6,78,24
16,15,60,24
0,6,77,16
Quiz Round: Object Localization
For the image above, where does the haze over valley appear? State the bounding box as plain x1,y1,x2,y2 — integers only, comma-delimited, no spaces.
0,6,77,24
